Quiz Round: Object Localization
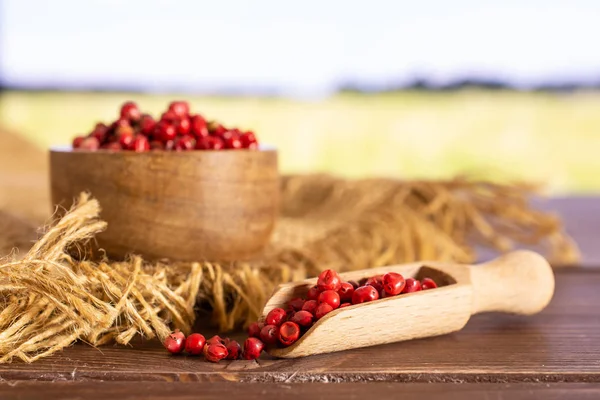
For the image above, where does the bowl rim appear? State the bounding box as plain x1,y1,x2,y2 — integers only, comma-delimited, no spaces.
49,144,277,153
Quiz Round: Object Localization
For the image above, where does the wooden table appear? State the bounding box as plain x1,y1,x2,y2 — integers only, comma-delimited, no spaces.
1,197,599,399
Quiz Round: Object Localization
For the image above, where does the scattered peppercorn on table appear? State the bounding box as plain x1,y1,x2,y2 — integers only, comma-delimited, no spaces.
1,197,599,400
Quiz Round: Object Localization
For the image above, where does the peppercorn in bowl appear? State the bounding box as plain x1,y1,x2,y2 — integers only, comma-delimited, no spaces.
49,101,279,261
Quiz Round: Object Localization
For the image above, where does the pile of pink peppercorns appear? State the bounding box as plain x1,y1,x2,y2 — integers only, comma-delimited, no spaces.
72,101,259,152
164,269,438,362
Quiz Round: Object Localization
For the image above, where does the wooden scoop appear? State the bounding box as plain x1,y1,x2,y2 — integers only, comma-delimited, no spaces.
261,250,554,358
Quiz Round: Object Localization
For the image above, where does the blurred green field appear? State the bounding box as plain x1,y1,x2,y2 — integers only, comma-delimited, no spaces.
1,90,599,193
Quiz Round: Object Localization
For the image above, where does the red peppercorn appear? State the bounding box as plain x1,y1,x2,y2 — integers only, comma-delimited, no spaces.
225,340,242,360
318,290,340,309
302,300,318,315
340,303,352,308
278,321,300,346
288,297,305,311
101,142,122,151
168,101,190,118
115,122,134,142
195,136,224,150
114,117,130,128
338,282,355,302
119,132,134,150
206,335,225,346
120,101,141,122
365,275,383,292
161,110,178,122
382,272,406,296
72,136,85,149
78,137,100,151
265,308,287,327
184,333,206,355
211,137,225,150
248,322,262,338
175,117,191,135
139,114,156,135
306,286,320,301
315,303,334,320
290,310,313,327
352,285,380,304
211,124,227,137
90,124,109,143
205,343,228,363
224,135,243,149
73,103,261,153
174,135,195,151
132,135,150,152
221,129,236,140
149,140,164,150
421,277,438,290
403,278,422,293
260,324,279,346
164,330,186,354
93,122,108,133
165,140,175,151
240,131,258,149
190,114,209,138
347,280,359,289
156,120,177,142
285,308,295,321
243,337,264,360
105,121,116,137
317,269,342,292
317,270,342,292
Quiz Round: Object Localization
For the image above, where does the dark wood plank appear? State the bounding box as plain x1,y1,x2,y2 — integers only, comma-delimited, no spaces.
0,270,598,383
2,382,600,400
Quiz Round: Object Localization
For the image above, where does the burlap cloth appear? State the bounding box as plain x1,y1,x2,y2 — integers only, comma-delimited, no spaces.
0,128,578,363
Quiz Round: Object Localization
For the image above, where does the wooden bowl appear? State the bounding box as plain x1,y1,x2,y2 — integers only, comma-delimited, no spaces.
49,147,279,261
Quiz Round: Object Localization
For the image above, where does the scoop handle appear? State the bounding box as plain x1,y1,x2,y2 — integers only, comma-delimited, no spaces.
469,250,555,315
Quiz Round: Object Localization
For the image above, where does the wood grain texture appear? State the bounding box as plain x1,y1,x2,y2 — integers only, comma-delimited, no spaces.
2,382,600,400
0,270,596,384
49,148,279,261
262,251,553,358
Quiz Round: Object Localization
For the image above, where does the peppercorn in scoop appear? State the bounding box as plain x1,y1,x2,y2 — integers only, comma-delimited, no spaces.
163,269,438,362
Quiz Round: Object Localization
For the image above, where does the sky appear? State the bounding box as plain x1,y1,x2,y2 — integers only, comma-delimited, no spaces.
1,0,600,96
